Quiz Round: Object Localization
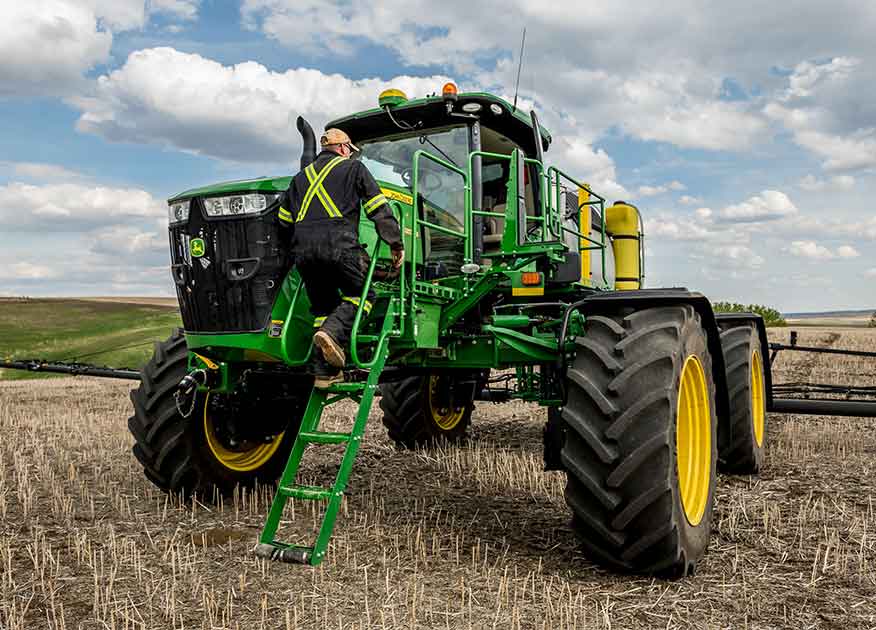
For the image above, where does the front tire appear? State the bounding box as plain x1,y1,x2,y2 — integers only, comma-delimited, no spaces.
717,324,766,473
561,305,718,576
127,329,303,499
379,373,476,448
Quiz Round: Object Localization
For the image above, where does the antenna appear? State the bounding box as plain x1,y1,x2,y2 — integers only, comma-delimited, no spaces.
512,27,526,112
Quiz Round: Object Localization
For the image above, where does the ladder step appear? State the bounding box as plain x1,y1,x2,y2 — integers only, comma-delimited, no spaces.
327,382,367,393
356,334,379,342
280,484,336,501
298,430,352,444
254,543,312,564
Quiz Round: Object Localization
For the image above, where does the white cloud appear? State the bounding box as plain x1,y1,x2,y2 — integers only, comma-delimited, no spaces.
70,47,451,163
242,0,779,153
786,241,860,260
718,190,797,222
680,195,702,205
147,0,200,21
554,138,630,200
695,207,712,219
637,181,685,197
799,174,855,191
0,1,112,97
0,162,82,181
643,214,739,244
89,225,166,257
0,262,61,280
0,1,202,97
866,268,876,278
0,181,165,231
836,245,860,258
711,245,764,268
780,57,860,101
766,57,876,172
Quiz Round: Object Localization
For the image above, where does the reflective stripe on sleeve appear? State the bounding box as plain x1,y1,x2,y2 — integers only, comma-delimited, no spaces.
313,315,327,327
363,194,387,215
278,206,293,223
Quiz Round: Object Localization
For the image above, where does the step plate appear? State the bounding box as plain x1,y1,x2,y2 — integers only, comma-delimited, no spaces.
253,543,311,564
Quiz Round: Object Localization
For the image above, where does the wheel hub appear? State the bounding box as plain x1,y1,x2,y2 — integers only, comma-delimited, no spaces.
751,350,765,447
203,393,284,472
676,355,711,526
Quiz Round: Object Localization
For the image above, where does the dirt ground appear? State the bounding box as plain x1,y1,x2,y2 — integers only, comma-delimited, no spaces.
0,328,874,629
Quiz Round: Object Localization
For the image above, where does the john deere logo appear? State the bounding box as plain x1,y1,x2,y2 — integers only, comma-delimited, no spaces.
190,238,206,258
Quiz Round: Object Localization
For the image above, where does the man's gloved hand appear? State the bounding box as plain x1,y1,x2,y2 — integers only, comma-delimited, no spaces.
391,246,405,269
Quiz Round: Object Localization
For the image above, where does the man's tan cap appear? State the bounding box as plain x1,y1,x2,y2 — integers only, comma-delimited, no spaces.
321,128,359,152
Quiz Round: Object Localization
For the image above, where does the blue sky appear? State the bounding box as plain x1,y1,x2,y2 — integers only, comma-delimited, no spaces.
1,1,874,312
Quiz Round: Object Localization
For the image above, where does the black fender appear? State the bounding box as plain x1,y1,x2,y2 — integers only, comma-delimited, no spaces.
559,288,732,461
713,312,773,410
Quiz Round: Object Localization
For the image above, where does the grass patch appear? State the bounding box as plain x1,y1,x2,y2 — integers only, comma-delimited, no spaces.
0,298,181,380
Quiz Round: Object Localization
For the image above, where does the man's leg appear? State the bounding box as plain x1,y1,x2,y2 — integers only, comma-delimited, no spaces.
320,248,376,354
298,257,344,385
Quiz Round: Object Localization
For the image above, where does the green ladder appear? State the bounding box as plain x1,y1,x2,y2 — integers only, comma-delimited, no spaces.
254,319,393,566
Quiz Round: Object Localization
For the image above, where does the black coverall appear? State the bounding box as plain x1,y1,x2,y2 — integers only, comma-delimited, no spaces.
278,150,402,370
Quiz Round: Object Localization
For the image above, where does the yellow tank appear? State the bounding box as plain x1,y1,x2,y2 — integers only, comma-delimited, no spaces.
578,187,591,286
605,201,641,290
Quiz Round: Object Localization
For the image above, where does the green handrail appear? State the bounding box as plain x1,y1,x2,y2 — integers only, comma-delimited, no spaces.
410,148,470,295
349,202,406,369
546,166,609,287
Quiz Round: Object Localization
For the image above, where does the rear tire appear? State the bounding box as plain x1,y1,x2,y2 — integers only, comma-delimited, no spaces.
717,324,766,474
379,373,475,448
127,329,303,499
561,305,718,576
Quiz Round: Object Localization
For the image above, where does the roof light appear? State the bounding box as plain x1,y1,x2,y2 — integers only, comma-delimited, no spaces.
461,102,482,113
490,103,503,115
442,82,458,101
379,88,408,108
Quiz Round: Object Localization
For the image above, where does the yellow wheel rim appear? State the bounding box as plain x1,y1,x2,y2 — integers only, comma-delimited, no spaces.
428,375,465,431
676,355,711,526
203,393,284,472
751,350,765,447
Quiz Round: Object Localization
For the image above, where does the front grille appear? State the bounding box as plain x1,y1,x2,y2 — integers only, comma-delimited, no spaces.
169,199,290,333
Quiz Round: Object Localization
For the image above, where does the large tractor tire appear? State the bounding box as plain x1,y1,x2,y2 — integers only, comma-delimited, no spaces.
127,329,302,499
379,373,476,448
561,305,718,577
717,324,766,474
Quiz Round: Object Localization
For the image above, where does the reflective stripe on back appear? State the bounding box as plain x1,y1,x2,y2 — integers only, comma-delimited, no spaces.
297,156,346,222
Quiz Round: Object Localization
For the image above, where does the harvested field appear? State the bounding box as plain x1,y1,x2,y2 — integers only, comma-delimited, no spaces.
1,329,874,629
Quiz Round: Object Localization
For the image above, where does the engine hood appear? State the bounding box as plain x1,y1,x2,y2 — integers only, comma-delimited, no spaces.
169,176,292,202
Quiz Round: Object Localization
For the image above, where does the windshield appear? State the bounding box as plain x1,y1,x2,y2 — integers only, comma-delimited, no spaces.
358,126,469,189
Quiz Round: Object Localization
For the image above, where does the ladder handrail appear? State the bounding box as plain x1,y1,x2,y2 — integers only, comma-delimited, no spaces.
348,202,406,369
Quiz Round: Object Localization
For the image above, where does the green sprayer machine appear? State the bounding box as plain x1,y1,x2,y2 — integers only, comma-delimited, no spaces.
6,84,874,577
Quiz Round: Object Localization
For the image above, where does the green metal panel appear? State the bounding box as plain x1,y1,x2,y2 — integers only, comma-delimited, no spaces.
414,301,441,349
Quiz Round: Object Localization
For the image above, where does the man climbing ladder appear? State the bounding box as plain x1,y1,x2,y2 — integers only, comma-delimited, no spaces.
279,128,404,388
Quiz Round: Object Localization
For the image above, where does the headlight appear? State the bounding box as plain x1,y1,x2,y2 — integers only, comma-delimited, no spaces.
203,193,278,218
168,199,190,224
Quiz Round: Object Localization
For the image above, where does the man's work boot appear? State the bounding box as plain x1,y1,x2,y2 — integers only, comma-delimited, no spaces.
313,330,346,368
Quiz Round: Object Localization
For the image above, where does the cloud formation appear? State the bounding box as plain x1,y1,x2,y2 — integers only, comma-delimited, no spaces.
718,190,797,223
0,181,164,231
786,240,860,260
0,1,202,97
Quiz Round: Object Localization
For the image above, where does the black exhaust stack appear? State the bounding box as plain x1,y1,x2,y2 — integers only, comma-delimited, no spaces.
297,116,316,170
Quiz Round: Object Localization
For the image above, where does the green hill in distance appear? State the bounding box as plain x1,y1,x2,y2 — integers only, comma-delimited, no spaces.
0,298,181,380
